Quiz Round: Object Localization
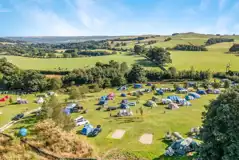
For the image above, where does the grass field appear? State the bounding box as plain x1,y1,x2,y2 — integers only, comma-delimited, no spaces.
0,54,147,71
1,35,239,72
3,84,218,159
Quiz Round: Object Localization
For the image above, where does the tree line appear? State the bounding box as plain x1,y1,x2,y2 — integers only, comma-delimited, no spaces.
173,44,208,51
205,38,234,45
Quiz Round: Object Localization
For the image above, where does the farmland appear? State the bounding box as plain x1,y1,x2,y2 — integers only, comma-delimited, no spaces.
1,36,239,71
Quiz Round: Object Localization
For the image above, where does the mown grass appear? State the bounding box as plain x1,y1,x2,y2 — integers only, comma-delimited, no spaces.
4,84,217,159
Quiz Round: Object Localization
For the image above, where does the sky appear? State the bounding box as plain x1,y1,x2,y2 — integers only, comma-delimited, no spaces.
0,0,239,36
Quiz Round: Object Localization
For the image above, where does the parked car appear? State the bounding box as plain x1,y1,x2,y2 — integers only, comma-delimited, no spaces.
12,113,24,121
88,125,102,137
75,117,89,126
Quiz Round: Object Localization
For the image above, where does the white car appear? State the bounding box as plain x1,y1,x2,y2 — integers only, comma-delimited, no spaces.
75,117,89,126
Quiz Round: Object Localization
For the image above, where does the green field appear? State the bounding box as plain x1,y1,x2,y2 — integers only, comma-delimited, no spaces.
3,84,218,159
1,54,147,71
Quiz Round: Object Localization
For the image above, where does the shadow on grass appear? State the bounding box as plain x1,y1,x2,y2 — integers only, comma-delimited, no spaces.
12,115,37,131
135,59,158,68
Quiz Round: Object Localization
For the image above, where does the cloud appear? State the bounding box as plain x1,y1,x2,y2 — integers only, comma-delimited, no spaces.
219,0,227,10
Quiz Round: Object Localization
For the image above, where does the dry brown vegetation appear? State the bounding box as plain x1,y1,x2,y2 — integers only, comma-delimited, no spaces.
0,134,45,160
29,119,96,159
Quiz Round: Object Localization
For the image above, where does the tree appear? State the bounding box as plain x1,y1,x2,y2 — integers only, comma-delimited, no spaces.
168,67,177,78
224,80,230,88
69,86,82,99
120,62,129,73
48,53,57,58
200,86,239,160
38,96,74,131
63,53,71,58
103,78,111,89
127,64,147,83
49,78,63,91
151,84,156,91
134,45,143,54
201,80,210,89
146,47,172,66
111,75,126,87
212,82,221,89
173,83,179,90
139,107,144,116
9,97,13,104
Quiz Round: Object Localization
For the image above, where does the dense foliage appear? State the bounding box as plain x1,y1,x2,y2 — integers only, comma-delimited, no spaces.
146,47,172,66
200,86,239,160
112,36,149,41
173,44,208,51
229,44,239,52
77,50,113,56
205,38,234,45
164,37,172,42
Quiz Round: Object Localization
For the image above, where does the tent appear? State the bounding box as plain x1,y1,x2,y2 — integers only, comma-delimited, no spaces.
206,89,213,94
120,103,129,109
197,90,207,95
63,108,71,115
156,89,164,95
121,99,128,104
162,99,173,104
0,98,6,102
100,96,108,100
188,92,200,99
146,100,157,107
98,100,107,105
152,96,160,103
128,102,137,106
213,89,221,94
167,95,181,102
19,128,28,137
117,86,127,91
180,100,192,106
17,97,28,104
168,103,179,110
146,83,152,86
36,97,44,104
121,93,127,97
134,84,142,89
185,95,194,101
177,88,188,94
117,109,133,117
81,124,94,136
107,93,115,100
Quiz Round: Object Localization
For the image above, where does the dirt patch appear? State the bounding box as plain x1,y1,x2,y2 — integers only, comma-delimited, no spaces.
139,133,153,144
111,129,126,139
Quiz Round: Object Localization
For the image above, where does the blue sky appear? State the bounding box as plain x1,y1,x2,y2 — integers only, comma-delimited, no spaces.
0,0,239,36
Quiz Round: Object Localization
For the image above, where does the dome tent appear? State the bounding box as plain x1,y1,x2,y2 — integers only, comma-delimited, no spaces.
81,124,94,136
121,93,127,97
134,84,142,89
185,95,194,101
167,95,181,102
19,128,28,137
188,92,200,99
146,100,157,107
167,103,179,110
156,89,164,95
197,90,207,95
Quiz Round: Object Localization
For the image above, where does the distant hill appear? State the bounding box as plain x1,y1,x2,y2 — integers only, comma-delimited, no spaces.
4,36,120,44
0,38,24,43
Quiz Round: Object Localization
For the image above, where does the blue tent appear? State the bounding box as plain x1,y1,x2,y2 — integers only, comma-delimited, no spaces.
185,95,194,101
146,83,152,86
81,124,94,135
188,92,201,99
134,84,142,89
121,93,127,97
98,100,107,105
117,86,127,91
63,108,71,115
120,103,129,109
156,89,164,95
19,128,27,137
100,96,108,100
177,87,185,91
121,99,128,104
167,95,181,102
197,90,207,95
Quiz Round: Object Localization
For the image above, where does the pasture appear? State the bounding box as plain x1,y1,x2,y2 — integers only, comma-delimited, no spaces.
3,84,218,159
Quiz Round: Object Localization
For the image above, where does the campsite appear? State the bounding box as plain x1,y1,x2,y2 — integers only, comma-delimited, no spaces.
0,81,220,159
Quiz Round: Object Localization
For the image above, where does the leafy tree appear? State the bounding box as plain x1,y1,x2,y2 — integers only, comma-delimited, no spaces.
139,107,144,116
173,83,179,90
103,78,111,89
49,78,63,91
151,84,156,91
212,82,221,89
70,52,78,58
224,80,230,88
200,86,239,160
146,47,172,66
9,97,13,104
201,80,210,89
134,45,143,54
48,53,57,58
127,64,147,83
120,62,129,73
168,67,177,78
69,86,82,99
111,75,126,86
63,53,71,58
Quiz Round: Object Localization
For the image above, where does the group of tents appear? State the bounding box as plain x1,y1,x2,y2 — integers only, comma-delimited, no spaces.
98,93,115,105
